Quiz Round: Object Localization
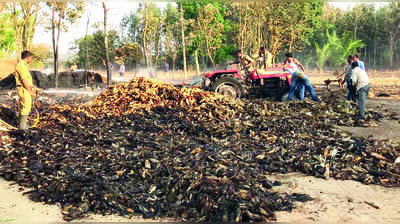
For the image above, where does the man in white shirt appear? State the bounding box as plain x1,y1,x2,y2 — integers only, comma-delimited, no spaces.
351,61,370,123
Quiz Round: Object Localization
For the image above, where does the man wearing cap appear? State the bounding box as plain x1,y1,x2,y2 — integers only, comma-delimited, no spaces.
15,50,35,130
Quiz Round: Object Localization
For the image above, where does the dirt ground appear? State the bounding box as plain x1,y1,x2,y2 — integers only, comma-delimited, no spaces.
340,98,400,142
1,74,400,223
1,173,400,224
272,173,400,224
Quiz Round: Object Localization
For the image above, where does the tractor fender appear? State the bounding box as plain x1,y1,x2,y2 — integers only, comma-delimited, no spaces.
210,74,246,98
205,70,244,82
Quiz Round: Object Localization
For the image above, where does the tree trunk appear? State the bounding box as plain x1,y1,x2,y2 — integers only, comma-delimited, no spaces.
180,3,187,79
11,2,22,61
354,23,358,40
51,3,59,88
22,5,38,52
374,35,377,69
85,12,90,86
263,40,266,69
29,6,39,50
364,47,367,67
55,7,64,88
155,33,162,67
103,2,111,85
195,50,200,75
389,36,394,70
142,3,148,68
173,52,177,72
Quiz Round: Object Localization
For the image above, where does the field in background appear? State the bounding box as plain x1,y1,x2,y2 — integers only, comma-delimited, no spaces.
1,61,400,97
99,68,400,93
307,70,400,99
94,68,400,85
308,69,400,87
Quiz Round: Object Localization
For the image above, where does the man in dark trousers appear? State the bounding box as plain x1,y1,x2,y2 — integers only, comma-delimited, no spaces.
339,55,357,102
283,52,319,102
351,61,370,125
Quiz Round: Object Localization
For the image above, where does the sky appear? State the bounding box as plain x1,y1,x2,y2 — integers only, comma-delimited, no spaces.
32,1,390,58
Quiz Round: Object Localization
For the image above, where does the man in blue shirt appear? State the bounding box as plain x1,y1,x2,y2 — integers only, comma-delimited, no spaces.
353,53,365,70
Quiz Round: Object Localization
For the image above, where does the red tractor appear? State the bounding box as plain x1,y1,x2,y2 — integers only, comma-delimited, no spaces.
200,63,294,101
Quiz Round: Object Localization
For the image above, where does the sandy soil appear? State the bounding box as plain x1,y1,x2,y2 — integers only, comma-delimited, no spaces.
0,177,173,223
340,98,400,142
272,173,400,224
1,174,400,224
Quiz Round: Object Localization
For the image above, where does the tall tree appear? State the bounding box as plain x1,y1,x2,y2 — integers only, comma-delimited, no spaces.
191,3,225,68
103,1,111,85
163,3,180,71
180,2,187,78
182,0,230,69
48,1,85,88
283,1,323,52
377,0,400,69
137,1,162,68
9,1,41,60
120,10,142,44
229,0,322,62
73,30,119,69
114,42,143,69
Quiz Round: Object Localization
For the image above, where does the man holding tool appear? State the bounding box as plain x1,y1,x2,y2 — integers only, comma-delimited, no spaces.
15,50,36,130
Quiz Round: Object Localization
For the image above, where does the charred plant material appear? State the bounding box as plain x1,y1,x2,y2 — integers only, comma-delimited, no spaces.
0,78,398,221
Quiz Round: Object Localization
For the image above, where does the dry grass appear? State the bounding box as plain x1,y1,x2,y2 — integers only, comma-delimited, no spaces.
307,69,400,99
308,70,400,88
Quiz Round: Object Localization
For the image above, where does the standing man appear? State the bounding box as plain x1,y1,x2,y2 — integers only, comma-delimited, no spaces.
345,55,356,102
119,62,125,77
351,61,370,124
235,50,255,76
283,52,319,102
353,53,365,70
256,47,273,69
15,50,35,130
338,55,356,102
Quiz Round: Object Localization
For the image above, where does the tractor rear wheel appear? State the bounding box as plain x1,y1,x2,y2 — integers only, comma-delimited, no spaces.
210,76,244,98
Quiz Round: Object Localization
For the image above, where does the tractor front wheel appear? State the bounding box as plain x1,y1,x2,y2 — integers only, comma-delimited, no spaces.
210,76,244,98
